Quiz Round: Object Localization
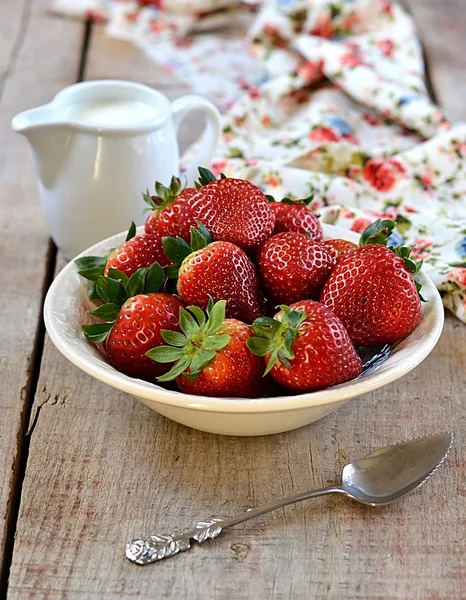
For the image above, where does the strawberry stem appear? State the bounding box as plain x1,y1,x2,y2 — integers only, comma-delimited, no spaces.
147,300,231,382
247,305,307,375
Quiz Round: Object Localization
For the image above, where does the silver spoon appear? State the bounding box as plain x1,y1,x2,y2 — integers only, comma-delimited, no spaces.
126,432,452,565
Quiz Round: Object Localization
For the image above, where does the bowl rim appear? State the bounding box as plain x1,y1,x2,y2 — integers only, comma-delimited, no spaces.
44,225,445,414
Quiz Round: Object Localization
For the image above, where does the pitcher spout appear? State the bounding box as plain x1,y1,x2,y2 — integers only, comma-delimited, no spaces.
12,106,73,188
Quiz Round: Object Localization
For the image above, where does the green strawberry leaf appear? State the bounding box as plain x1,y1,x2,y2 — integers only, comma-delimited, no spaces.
146,345,185,363
248,305,305,375
125,222,137,242
204,300,226,335
197,167,217,186
107,268,129,286
161,330,188,347
179,307,200,337
144,263,164,293
187,305,207,328
246,337,274,356
127,267,147,298
204,334,231,351
75,255,107,281
190,226,209,252
360,219,395,247
142,189,157,211
190,348,216,374
156,356,191,382
96,276,127,305
82,322,113,343
88,282,100,301
88,302,121,322
148,300,230,383
162,236,192,265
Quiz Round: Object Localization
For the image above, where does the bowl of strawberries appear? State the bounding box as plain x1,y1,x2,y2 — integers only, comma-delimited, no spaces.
44,169,444,436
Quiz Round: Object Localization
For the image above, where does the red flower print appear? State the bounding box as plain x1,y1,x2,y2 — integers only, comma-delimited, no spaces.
405,206,418,213
210,160,228,177
296,60,323,83
419,173,433,188
340,53,365,68
362,158,406,192
139,0,164,7
310,14,334,39
411,238,433,260
351,217,373,234
309,127,340,143
448,267,466,287
377,0,393,16
342,13,359,31
342,133,359,144
362,112,382,126
346,41,360,52
377,39,394,57
261,115,272,128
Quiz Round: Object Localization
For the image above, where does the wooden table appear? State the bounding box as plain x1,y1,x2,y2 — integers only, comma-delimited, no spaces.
1,1,465,598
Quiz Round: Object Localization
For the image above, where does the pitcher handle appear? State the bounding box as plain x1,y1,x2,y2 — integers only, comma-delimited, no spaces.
172,95,221,185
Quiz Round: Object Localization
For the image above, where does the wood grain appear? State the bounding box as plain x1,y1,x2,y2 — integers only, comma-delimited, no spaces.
7,315,466,599
405,0,466,120
0,0,82,587
5,1,466,599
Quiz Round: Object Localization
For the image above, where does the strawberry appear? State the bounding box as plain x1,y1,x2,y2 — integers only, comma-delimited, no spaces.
269,197,323,241
105,224,171,278
147,300,265,397
76,224,171,294
144,176,197,241
247,301,362,391
181,168,275,252
257,231,335,305
320,219,423,346
324,238,358,262
163,224,266,323
80,263,183,380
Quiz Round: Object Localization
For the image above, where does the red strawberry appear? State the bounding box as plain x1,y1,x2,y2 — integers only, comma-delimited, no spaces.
80,263,183,380
181,168,275,252
147,301,265,398
163,224,266,323
247,301,362,391
144,176,197,241
270,198,323,241
257,232,335,305
105,227,171,278
320,219,423,346
324,238,358,262
106,293,183,379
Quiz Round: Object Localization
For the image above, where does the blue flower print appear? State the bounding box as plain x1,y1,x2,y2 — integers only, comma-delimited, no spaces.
324,116,353,135
388,230,404,247
455,235,466,258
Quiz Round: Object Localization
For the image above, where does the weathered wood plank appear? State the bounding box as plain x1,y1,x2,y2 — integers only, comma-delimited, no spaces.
0,0,83,587
7,313,466,599
7,2,466,598
405,0,466,120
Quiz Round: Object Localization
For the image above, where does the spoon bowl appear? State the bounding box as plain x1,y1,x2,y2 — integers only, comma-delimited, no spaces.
340,432,453,505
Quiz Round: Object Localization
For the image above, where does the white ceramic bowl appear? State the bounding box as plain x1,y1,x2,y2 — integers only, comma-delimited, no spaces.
44,225,444,436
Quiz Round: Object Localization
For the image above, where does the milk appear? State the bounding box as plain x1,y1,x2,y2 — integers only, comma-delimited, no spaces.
66,99,159,125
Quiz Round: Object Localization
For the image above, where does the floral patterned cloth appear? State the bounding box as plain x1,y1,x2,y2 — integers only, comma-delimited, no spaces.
51,0,466,322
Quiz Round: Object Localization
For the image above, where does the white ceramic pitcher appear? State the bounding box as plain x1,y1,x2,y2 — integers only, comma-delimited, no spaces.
11,80,221,259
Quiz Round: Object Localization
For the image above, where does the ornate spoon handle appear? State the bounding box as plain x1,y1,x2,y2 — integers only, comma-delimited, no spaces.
126,486,342,565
